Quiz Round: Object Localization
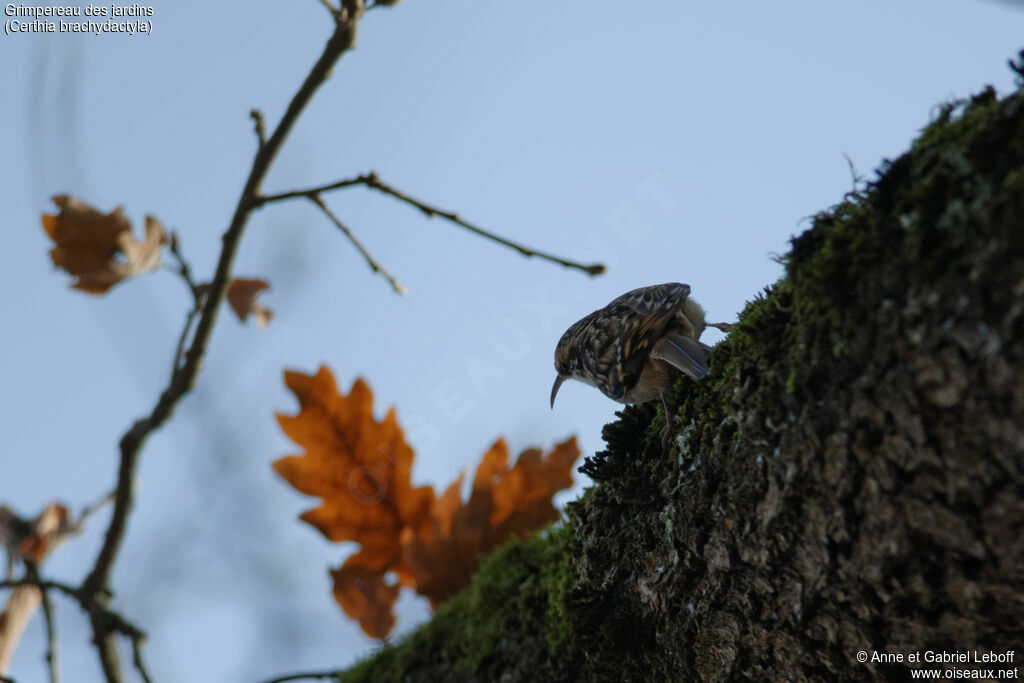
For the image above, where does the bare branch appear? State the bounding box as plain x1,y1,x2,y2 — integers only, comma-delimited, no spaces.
260,669,344,683
1,580,66,599
256,176,364,204
256,172,606,276
0,578,143,640
130,637,154,683
164,232,207,374
250,109,268,150
0,575,148,683
316,0,339,18
172,305,202,375
362,173,605,271
38,590,57,683
24,564,58,683
308,194,406,295
76,6,367,680
75,491,116,530
167,231,203,303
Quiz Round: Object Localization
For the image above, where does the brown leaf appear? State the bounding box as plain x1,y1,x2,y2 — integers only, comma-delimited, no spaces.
274,368,434,635
0,502,79,672
0,502,74,564
398,437,578,607
226,278,274,328
331,552,400,639
41,196,165,293
274,367,578,638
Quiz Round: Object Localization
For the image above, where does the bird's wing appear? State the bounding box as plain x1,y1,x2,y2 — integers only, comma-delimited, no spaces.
610,282,691,315
590,284,692,399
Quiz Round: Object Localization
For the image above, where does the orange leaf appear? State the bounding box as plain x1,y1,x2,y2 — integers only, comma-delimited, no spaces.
274,367,579,638
331,552,400,639
42,196,165,293
399,437,579,608
226,278,274,328
273,368,433,635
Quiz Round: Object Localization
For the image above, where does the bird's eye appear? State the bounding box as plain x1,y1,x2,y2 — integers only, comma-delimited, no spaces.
558,362,569,374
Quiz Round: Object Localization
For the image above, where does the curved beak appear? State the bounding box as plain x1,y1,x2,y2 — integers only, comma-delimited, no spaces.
550,375,566,409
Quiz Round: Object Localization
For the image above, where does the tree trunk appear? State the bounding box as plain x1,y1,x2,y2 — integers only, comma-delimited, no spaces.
340,83,1024,683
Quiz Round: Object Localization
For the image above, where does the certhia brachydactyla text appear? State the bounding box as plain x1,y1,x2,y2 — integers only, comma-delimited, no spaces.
551,283,727,444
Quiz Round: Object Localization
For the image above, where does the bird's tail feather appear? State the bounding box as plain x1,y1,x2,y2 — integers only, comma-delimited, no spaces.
651,334,712,380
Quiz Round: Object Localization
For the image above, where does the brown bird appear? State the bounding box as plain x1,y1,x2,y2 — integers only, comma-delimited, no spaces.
551,283,718,441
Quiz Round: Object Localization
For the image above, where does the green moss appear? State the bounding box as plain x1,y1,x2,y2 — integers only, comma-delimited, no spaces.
338,525,575,683
785,367,798,394
911,87,1000,152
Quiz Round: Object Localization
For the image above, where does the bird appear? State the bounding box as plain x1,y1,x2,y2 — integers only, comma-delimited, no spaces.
550,283,720,444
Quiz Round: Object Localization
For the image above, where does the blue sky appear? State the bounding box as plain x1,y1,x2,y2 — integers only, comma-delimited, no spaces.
2,1,1022,680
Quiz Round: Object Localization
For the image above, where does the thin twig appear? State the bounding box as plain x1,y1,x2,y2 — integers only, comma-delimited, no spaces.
0,578,142,639
308,194,406,295
0,573,153,682
316,0,339,17
250,109,268,150
0,579,76,600
24,564,59,683
77,7,367,682
172,303,202,375
364,173,593,268
165,231,206,409
167,232,202,303
39,588,58,683
256,176,364,204
256,172,606,276
261,669,343,683
76,490,117,529
130,637,154,683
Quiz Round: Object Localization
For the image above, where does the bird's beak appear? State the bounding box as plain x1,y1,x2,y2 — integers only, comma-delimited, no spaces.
550,375,566,409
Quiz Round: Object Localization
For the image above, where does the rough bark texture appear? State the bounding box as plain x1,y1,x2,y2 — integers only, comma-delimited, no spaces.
339,82,1024,682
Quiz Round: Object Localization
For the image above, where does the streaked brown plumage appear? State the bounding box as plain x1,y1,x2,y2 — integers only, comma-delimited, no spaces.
550,283,715,417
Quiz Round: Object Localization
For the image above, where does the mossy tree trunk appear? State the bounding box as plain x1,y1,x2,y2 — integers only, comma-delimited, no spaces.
341,82,1024,683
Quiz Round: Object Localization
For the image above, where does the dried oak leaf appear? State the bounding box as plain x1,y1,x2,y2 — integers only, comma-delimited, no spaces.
0,502,74,564
226,278,274,328
273,367,579,639
41,195,165,293
273,367,433,637
331,553,401,639
398,437,578,607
